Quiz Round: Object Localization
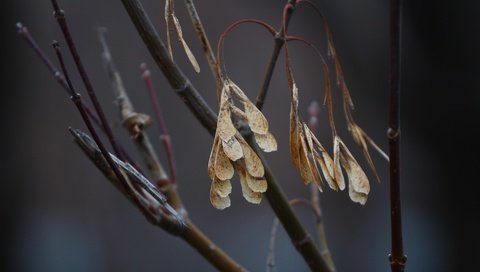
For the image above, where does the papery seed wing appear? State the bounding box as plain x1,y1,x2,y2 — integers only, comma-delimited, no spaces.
289,84,301,168
246,175,267,193
212,178,232,198
303,124,323,188
207,135,219,180
339,140,370,205
210,183,231,209
164,0,174,59
214,142,234,181
333,136,343,186
238,136,264,178
350,124,381,182
238,168,262,204
221,137,243,161
254,132,277,152
217,92,236,142
244,101,269,135
227,79,249,102
315,153,339,191
172,14,200,73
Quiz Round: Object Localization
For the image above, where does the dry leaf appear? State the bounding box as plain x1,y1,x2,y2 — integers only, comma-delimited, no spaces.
172,14,200,73
238,168,262,204
214,142,234,181
221,137,243,161
210,184,231,209
254,132,277,152
212,178,232,198
239,137,265,178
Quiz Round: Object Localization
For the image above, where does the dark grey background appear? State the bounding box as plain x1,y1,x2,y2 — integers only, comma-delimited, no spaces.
1,0,477,271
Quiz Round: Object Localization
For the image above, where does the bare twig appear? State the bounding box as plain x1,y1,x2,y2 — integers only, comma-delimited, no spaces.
16,23,141,172
256,0,298,110
183,0,222,89
121,0,330,270
388,0,406,271
266,218,279,272
70,128,245,271
140,63,177,184
51,0,126,162
308,102,336,271
52,40,139,206
98,29,185,213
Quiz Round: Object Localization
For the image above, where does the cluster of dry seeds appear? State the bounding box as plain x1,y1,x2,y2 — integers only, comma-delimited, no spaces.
208,78,277,209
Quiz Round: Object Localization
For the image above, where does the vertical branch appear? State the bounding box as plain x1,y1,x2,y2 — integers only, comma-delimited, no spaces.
255,0,298,110
140,63,177,184
50,0,125,160
183,0,222,89
388,0,406,271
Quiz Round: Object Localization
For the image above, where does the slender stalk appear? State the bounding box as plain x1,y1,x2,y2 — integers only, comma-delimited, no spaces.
51,0,125,160
255,0,297,110
71,128,245,271
52,41,137,205
308,101,336,271
17,23,140,171
180,222,247,272
140,63,177,185
121,0,217,135
98,30,185,212
388,0,406,271
183,0,222,89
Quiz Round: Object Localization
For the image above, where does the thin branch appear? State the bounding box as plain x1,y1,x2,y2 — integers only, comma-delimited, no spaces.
183,0,222,89
51,0,125,160
256,0,298,110
388,0,406,271
140,63,177,185
16,22,142,173
121,0,331,271
266,218,279,272
52,41,138,206
98,29,185,213
71,128,245,271
121,0,217,135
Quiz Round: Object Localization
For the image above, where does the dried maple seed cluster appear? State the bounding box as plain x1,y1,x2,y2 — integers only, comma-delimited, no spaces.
208,78,277,209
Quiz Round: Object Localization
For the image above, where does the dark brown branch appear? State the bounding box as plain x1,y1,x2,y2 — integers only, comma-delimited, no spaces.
255,0,297,110
388,0,406,271
121,0,217,135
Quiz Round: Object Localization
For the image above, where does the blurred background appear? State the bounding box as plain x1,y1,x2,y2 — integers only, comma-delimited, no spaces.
1,0,478,271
